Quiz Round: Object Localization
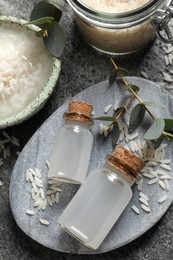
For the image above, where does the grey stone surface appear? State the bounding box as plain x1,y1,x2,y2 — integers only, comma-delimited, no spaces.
9,78,173,255
0,0,173,260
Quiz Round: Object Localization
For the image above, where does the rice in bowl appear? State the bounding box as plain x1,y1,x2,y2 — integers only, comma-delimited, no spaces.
0,16,61,128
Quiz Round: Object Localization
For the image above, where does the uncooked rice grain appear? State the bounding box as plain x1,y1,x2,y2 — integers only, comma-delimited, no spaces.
104,104,112,114
141,204,151,212
132,205,140,214
158,180,166,190
26,209,35,215
148,178,159,185
164,179,170,191
160,164,171,171
160,175,171,180
39,219,50,226
158,195,167,203
139,197,149,206
139,192,149,201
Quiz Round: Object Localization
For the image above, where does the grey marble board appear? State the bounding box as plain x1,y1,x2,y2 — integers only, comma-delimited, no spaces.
9,77,173,254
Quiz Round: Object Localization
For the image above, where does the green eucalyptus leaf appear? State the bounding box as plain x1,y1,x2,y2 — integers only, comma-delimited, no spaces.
144,118,165,140
124,84,139,93
112,122,120,146
43,21,65,58
27,16,54,26
129,103,146,131
113,107,124,119
153,135,164,149
118,67,130,74
30,1,62,28
143,101,167,109
164,118,173,132
109,70,117,86
94,116,114,121
47,1,70,12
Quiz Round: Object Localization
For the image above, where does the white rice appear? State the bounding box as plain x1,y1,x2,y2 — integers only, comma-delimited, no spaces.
160,159,171,164
55,192,60,204
141,204,151,212
164,179,170,191
81,0,149,13
34,198,42,207
47,195,53,206
148,178,159,185
40,188,45,200
142,173,155,179
139,197,149,206
137,178,143,191
158,195,167,203
139,192,148,201
99,123,105,134
132,205,140,214
26,209,35,216
160,175,171,180
34,168,42,178
0,25,52,119
104,104,112,114
39,219,50,226
141,71,149,79
165,46,173,54
158,180,166,190
47,189,57,195
160,164,171,171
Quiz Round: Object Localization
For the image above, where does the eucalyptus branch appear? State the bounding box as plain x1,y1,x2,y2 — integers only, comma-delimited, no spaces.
111,58,155,121
95,59,173,147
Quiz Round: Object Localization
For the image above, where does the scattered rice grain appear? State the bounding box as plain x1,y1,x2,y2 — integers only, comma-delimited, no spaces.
39,219,50,226
104,104,112,114
158,194,167,203
158,180,166,190
26,209,35,216
139,197,149,206
139,192,149,201
141,204,151,213
160,164,171,171
164,179,170,191
131,205,140,214
148,177,159,185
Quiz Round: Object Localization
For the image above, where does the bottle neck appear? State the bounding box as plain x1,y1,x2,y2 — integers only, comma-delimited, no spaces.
104,163,135,186
65,119,92,129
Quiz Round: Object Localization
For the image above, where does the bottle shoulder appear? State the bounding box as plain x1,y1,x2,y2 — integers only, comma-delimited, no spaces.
91,166,133,189
60,121,93,134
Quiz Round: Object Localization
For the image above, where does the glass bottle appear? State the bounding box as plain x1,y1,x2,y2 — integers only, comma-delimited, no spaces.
48,100,93,184
66,0,172,55
58,146,144,250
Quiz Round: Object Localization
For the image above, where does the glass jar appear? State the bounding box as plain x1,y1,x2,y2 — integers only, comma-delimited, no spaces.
58,146,144,250
67,0,173,55
48,101,93,184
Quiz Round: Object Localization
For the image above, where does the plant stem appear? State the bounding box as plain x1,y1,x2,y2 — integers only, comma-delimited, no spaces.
163,131,173,138
111,58,155,121
112,94,136,124
111,58,128,86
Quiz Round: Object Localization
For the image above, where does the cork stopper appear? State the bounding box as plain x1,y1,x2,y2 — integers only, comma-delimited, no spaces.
106,146,144,179
64,101,93,123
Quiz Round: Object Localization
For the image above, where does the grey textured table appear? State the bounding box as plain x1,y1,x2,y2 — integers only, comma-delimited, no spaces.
0,0,173,260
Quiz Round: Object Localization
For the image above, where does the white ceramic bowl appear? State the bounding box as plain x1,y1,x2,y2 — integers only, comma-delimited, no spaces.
0,16,61,129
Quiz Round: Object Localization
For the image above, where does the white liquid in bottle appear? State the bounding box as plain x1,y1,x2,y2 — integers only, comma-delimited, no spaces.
48,101,93,184
58,146,144,249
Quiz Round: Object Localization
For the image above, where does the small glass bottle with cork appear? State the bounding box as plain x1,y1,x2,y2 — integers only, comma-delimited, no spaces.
48,100,94,184
58,146,144,250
